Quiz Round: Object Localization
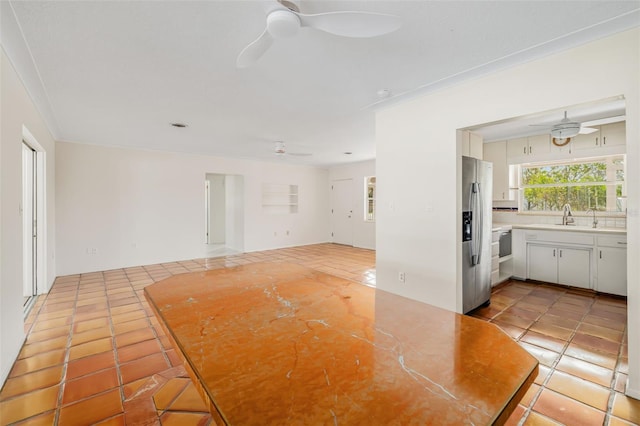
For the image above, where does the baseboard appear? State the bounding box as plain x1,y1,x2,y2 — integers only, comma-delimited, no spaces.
1,335,26,388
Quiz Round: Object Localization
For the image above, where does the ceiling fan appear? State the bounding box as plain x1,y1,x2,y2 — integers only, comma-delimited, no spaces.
236,0,402,68
274,141,312,157
531,111,597,146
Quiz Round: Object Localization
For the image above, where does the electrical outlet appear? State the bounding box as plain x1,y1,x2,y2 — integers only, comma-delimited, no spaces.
398,272,406,283
286,230,290,236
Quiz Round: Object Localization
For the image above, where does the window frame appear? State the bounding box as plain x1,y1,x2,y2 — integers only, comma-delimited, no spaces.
518,155,625,213
364,176,376,222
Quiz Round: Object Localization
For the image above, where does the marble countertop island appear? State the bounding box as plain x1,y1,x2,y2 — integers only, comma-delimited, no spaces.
144,263,538,425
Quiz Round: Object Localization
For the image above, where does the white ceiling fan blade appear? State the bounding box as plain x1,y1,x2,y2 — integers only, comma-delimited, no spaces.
579,127,598,135
296,11,402,38
236,28,274,68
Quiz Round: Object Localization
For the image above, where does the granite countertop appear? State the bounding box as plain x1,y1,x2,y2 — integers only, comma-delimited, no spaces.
144,262,538,425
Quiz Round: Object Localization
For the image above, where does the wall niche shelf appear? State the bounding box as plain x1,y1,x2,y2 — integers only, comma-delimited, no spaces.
262,183,298,214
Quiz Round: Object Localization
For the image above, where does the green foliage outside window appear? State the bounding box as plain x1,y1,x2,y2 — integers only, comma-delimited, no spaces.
521,157,624,212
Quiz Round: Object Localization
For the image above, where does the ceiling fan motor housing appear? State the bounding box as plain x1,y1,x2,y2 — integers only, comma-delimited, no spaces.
267,10,300,38
550,122,581,139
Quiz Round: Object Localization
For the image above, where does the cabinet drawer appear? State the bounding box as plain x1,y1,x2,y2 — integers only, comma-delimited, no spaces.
491,256,499,272
597,235,627,248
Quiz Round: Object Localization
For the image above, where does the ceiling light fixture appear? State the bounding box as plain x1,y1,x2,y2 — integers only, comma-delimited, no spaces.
376,88,392,99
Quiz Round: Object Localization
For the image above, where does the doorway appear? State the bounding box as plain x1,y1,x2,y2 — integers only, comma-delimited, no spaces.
204,174,245,257
22,142,38,311
331,179,354,246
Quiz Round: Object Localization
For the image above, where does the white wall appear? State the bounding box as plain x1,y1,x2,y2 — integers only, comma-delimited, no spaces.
376,29,639,396
55,142,330,275
328,160,376,250
224,175,244,252
1,48,57,385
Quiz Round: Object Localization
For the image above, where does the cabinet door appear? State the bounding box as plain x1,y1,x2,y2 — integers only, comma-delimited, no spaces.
483,141,508,200
469,132,484,159
597,247,626,296
528,245,557,283
600,122,625,147
558,247,591,289
571,130,601,151
528,134,550,156
506,138,528,159
461,131,470,157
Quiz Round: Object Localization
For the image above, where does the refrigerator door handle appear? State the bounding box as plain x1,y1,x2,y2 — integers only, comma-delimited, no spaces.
476,182,483,265
470,182,479,266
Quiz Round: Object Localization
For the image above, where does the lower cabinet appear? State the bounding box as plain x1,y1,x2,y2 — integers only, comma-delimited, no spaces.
527,244,591,288
528,245,557,283
513,229,627,296
558,248,591,288
597,246,627,296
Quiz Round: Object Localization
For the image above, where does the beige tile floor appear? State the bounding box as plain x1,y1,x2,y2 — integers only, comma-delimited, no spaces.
1,243,638,425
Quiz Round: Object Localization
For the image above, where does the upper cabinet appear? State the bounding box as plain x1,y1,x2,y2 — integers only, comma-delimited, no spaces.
506,134,550,160
571,122,626,152
483,141,515,201
503,122,625,164
461,130,483,159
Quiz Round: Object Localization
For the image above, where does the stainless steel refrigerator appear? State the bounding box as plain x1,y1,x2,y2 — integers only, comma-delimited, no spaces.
462,156,493,314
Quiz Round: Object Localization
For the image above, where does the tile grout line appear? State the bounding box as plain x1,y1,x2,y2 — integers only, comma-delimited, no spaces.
54,275,81,425
489,283,606,423
604,298,629,425
105,269,127,416
489,281,627,424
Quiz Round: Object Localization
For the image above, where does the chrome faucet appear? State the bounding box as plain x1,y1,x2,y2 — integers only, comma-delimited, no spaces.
562,203,574,225
585,209,598,228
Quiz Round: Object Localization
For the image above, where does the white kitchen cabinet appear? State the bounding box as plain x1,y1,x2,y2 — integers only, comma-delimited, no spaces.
597,247,626,296
461,130,483,159
506,134,550,160
506,137,528,159
572,122,626,151
513,227,627,295
528,245,557,283
528,134,551,156
557,247,591,288
527,244,591,288
483,141,515,201
596,235,627,296
491,230,500,286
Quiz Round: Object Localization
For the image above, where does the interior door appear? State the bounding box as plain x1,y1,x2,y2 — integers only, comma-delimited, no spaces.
22,142,37,305
331,179,353,246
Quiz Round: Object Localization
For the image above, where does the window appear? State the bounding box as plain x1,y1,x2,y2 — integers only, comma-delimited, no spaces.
365,176,376,221
520,155,625,212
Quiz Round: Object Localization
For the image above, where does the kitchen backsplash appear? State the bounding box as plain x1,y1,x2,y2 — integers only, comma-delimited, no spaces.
493,211,627,229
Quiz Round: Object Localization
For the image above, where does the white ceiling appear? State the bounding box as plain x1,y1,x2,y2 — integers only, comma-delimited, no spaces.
2,1,639,166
